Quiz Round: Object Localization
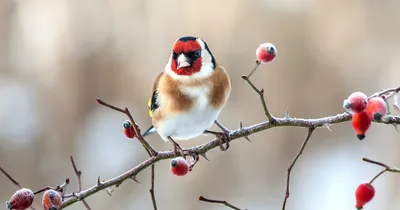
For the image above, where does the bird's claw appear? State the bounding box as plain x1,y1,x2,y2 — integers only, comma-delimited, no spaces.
216,132,230,151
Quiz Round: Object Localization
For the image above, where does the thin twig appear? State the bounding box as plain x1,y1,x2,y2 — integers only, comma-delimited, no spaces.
242,61,275,122
362,157,390,169
0,166,21,189
369,87,400,99
214,119,231,133
70,156,91,210
70,156,82,191
198,196,244,210
96,98,158,156
149,164,157,210
282,127,315,210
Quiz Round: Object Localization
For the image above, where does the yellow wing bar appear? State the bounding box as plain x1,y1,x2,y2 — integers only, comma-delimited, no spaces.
148,98,153,117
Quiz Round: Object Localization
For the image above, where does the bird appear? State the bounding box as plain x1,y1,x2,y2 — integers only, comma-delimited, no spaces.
142,36,231,153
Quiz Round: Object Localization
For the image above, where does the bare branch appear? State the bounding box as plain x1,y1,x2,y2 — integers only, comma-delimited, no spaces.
70,156,91,210
60,109,400,209
198,196,244,210
282,127,315,210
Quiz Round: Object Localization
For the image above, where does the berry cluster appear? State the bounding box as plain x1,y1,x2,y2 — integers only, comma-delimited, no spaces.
344,92,387,140
6,188,62,210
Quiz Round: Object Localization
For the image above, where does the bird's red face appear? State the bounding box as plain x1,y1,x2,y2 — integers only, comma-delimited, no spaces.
170,38,203,76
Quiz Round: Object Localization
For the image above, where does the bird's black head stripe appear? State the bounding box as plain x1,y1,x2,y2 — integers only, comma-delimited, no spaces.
203,41,216,69
178,36,197,42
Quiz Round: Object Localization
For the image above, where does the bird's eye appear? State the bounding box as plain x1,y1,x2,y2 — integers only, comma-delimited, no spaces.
194,50,201,58
267,45,276,55
172,51,178,59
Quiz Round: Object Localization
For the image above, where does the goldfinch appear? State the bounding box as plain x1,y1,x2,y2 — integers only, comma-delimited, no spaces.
143,36,231,150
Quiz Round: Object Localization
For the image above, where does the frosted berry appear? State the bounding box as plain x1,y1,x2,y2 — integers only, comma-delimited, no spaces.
122,120,139,138
344,92,368,113
366,97,386,121
256,43,277,63
170,157,189,176
6,188,34,210
42,189,62,210
355,183,375,209
352,111,372,140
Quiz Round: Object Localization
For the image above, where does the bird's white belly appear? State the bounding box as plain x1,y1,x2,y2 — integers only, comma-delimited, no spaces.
157,108,220,141
156,85,222,141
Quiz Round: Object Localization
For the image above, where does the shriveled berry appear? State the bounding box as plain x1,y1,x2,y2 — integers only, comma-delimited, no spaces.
355,183,375,209
122,120,139,138
352,111,372,140
256,43,277,63
42,189,62,210
170,157,189,176
366,97,387,121
6,188,34,210
344,92,368,113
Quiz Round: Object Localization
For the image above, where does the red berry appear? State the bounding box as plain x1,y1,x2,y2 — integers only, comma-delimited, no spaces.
42,189,62,210
344,92,368,113
170,157,189,176
6,188,34,210
352,111,372,140
122,120,139,138
355,183,375,209
366,97,387,121
256,43,277,63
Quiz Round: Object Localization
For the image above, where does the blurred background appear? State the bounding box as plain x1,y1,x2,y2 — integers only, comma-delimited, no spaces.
1,0,400,209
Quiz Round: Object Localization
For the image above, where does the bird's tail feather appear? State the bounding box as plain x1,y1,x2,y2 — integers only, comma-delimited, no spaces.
142,125,156,137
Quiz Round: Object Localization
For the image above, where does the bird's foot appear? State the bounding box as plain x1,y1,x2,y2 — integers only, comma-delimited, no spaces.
168,136,187,158
204,130,230,151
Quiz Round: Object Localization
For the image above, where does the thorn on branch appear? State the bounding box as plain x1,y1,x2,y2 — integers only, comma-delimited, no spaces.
393,124,399,132
282,127,315,210
198,196,245,210
200,153,210,161
284,109,290,119
130,176,141,184
97,176,103,186
239,122,251,142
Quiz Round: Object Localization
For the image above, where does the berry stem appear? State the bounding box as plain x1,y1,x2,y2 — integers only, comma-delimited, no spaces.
96,98,158,156
242,62,275,122
246,60,261,79
369,169,388,184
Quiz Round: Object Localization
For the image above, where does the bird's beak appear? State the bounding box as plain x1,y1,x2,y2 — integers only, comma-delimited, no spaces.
177,54,191,69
